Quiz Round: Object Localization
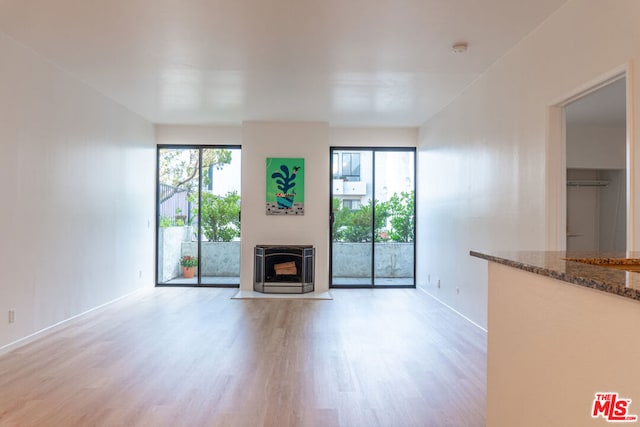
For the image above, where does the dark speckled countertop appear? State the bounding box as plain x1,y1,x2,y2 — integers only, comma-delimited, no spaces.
470,250,640,302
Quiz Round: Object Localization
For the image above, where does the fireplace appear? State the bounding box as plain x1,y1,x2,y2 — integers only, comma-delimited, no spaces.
254,245,314,293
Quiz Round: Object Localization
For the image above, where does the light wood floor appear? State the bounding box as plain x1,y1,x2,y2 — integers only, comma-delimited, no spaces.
0,288,486,426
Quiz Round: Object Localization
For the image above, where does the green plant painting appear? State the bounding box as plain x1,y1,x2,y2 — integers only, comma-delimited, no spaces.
266,158,304,215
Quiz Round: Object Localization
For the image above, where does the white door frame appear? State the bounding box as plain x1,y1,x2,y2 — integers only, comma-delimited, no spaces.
546,63,634,252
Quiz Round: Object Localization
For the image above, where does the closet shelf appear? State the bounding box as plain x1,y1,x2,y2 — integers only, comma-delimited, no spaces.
567,180,609,187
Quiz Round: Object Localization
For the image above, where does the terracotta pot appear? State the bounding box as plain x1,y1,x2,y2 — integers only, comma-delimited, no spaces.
182,266,196,279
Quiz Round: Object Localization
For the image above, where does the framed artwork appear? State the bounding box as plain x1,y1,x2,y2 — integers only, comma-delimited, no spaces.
266,157,304,215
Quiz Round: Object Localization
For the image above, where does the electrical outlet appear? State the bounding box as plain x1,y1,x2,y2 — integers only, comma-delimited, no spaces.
456,287,460,295
8,309,15,324
437,279,441,289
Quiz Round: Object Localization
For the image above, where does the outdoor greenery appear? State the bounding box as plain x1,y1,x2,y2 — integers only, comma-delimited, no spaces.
332,198,388,242
387,191,415,243
160,215,185,227
159,148,240,239
332,191,414,243
190,191,241,242
159,216,173,228
159,148,232,203
159,208,186,228
179,255,198,267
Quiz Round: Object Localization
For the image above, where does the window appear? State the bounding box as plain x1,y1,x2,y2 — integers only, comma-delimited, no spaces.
330,147,416,288
341,153,360,181
342,199,361,210
156,146,242,287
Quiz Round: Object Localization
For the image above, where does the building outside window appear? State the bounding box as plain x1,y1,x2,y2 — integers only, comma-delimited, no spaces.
342,199,361,210
341,153,360,181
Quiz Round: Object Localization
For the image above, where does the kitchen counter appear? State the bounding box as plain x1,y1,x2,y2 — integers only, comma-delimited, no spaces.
473,250,640,426
470,250,640,302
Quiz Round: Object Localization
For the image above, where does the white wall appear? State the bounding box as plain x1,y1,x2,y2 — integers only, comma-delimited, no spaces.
417,0,640,328
241,122,330,291
155,125,242,146
331,127,418,147
0,32,155,350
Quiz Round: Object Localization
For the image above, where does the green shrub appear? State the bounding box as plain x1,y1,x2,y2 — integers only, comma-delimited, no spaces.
388,191,415,243
159,216,173,228
332,191,414,243
191,192,241,242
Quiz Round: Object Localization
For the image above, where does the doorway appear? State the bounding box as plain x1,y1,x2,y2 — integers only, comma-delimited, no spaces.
156,145,241,286
564,78,627,251
330,147,416,287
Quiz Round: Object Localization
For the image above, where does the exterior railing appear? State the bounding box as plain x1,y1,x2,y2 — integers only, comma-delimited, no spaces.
159,184,189,224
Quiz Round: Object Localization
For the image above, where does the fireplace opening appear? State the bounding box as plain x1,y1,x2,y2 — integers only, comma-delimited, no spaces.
254,245,314,293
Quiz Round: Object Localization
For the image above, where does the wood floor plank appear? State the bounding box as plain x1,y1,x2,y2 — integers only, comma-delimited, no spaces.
0,288,486,426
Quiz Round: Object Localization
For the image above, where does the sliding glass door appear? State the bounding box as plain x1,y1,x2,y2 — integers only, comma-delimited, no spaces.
373,150,415,285
330,147,415,287
156,146,241,287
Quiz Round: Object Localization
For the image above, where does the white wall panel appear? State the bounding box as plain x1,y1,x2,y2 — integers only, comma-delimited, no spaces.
418,0,640,328
0,32,155,349
241,122,330,291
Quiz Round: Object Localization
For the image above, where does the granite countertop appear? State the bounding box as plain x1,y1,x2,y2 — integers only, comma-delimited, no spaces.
470,250,640,302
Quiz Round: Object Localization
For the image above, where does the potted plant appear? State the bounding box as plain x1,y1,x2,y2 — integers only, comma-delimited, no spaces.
180,255,198,278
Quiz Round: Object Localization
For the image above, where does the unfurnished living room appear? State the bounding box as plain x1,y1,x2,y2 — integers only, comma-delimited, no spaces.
2,1,640,426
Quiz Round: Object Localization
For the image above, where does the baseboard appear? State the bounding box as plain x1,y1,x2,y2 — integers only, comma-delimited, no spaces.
418,286,488,333
0,287,151,356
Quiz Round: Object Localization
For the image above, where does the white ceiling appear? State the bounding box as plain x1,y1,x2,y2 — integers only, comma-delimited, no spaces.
0,0,568,126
